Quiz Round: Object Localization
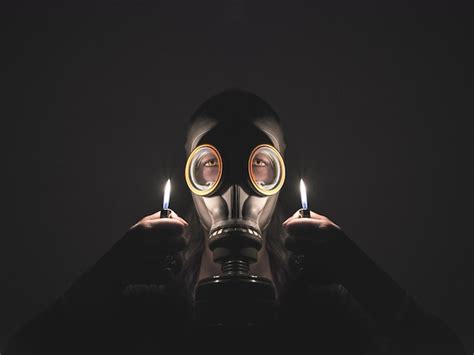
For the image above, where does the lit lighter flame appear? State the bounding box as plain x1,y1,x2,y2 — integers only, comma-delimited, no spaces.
163,179,171,210
300,179,308,210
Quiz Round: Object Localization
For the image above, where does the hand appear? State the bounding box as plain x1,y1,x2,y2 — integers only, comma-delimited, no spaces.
283,210,342,251
282,210,349,284
84,210,189,286
129,210,188,253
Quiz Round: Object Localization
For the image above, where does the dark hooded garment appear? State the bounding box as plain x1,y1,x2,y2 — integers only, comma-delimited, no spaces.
5,91,466,355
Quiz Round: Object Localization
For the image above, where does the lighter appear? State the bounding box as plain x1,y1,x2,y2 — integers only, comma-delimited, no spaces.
160,179,171,218
299,178,310,218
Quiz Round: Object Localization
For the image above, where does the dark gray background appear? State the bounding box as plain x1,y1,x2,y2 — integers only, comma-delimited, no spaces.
3,0,473,351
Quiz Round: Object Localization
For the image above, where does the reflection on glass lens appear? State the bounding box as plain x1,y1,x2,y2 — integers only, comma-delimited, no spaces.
249,145,284,194
187,145,222,194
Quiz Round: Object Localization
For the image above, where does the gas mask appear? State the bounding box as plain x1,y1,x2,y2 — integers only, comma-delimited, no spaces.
184,90,286,325
184,90,286,264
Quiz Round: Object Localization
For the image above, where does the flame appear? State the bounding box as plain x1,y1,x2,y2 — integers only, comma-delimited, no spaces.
300,179,308,210
163,179,171,210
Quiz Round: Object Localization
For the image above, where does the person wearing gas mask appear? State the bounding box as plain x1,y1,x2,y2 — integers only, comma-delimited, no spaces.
6,90,466,354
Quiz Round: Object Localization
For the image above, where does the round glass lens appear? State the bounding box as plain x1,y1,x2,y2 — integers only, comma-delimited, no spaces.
186,145,222,195
249,145,285,194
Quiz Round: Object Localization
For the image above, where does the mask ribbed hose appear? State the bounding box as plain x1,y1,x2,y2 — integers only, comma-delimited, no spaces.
222,259,250,274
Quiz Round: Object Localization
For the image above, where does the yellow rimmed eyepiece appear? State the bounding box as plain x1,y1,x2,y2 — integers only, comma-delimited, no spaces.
248,144,285,196
185,144,223,196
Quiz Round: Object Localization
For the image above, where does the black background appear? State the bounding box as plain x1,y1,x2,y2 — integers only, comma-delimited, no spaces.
2,0,473,351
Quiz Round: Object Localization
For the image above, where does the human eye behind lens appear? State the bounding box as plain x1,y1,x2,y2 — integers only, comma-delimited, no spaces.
253,158,267,167
204,158,218,167
253,154,273,167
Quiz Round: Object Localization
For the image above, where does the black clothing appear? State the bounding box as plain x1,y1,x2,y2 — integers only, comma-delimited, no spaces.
5,233,466,355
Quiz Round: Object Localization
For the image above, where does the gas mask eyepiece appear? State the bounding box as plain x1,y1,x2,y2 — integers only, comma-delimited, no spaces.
185,144,223,196
248,144,285,196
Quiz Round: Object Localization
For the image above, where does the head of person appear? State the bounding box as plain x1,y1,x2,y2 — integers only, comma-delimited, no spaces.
182,89,288,295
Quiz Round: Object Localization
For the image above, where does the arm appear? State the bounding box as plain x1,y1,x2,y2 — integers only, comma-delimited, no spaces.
5,211,189,354
283,210,466,354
